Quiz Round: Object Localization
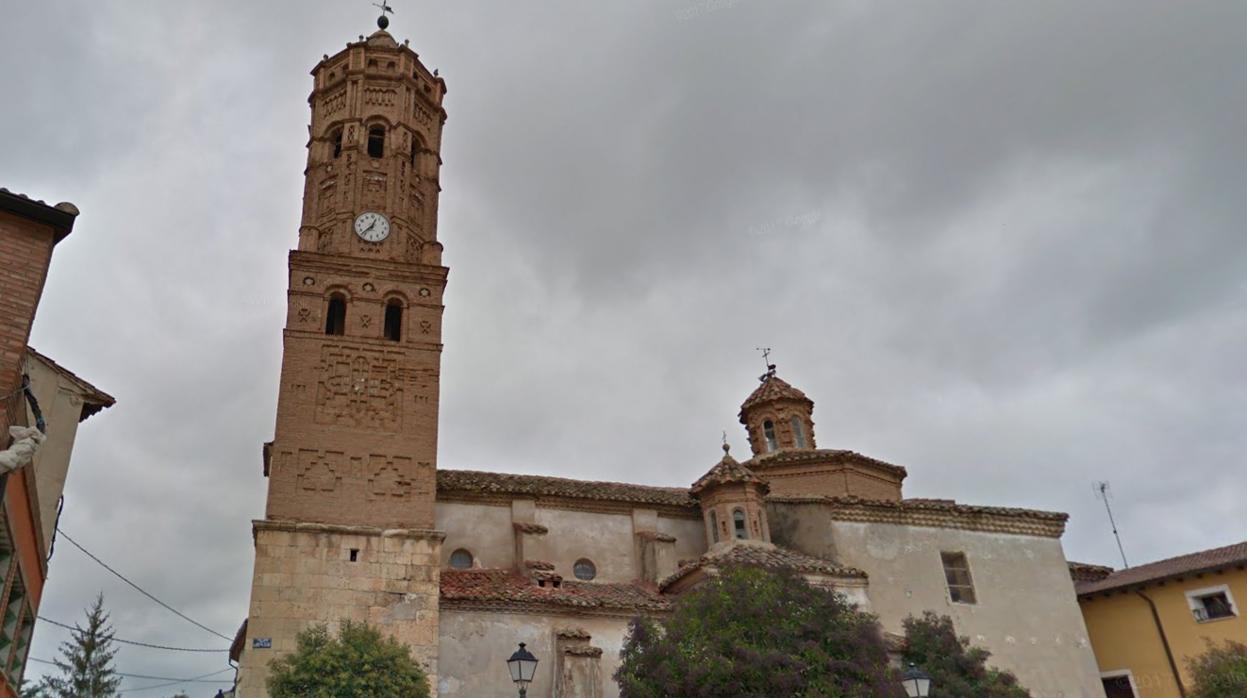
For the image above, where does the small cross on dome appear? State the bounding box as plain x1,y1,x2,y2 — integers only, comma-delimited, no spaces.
373,1,394,30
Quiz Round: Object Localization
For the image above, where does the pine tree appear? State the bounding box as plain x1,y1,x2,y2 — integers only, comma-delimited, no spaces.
30,594,121,698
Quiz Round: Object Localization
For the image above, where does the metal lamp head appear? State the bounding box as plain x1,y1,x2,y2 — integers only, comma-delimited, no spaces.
506,642,539,685
901,663,932,697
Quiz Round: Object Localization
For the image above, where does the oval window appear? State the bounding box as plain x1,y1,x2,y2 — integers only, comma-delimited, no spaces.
449,548,474,569
573,558,597,581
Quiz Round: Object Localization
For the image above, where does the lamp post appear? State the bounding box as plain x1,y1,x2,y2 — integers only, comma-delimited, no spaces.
900,663,932,697
506,642,539,697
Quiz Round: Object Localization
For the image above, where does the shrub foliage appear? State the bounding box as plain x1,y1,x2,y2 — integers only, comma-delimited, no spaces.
1188,640,1247,698
615,565,901,697
901,612,1031,697
266,621,429,698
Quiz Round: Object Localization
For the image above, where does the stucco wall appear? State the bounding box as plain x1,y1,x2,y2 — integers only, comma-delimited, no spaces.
657,515,707,565
437,501,514,569
438,609,629,698
436,500,706,583
532,508,636,583
24,355,87,554
1080,568,1247,696
771,502,1104,698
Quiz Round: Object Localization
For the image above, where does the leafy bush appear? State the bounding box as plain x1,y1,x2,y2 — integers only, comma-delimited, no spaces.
615,565,900,697
1188,640,1247,698
267,621,429,698
901,612,1030,697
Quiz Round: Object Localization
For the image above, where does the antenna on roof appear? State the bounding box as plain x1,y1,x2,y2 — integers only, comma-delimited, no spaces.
754,347,776,382
1094,481,1129,568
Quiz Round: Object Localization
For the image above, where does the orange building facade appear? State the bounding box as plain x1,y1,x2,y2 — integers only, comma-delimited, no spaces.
1076,542,1247,697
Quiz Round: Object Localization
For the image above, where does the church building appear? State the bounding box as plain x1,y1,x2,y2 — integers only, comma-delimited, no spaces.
233,14,1105,697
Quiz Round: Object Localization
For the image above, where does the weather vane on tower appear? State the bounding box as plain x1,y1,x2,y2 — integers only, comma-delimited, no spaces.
373,1,394,30
755,347,776,381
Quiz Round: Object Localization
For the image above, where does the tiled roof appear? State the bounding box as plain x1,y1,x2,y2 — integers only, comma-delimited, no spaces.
26,347,115,421
660,542,866,591
440,569,671,615
1076,541,1247,596
746,448,908,480
740,374,812,413
769,495,1069,538
437,469,696,509
1068,561,1114,583
690,447,768,497
0,188,79,241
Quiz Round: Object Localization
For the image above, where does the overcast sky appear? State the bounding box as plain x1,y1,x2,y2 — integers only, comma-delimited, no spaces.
3,0,1245,692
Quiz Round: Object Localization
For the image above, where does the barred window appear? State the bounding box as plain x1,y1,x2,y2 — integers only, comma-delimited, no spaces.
733,509,748,540
762,420,777,452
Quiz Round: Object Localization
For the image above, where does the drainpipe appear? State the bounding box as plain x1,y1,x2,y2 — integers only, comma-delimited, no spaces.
1134,589,1186,697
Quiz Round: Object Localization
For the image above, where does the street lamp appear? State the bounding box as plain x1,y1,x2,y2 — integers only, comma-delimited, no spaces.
900,663,932,697
506,642,539,697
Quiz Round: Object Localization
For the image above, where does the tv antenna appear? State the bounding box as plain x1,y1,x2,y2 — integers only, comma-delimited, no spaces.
1094,481,1129,568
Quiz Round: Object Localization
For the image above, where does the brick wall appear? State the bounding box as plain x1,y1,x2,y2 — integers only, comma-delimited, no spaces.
0,210,56,435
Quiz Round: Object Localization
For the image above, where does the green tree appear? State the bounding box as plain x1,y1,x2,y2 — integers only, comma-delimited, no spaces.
615,565,900,698
30,594,121,698
1187,639,1247,698
266,621,429,698
901,612,1030,697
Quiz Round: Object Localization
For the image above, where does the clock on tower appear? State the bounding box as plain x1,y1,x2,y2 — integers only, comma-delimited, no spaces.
238,11,449,695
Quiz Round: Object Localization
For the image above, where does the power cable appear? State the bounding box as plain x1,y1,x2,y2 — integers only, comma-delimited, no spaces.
55,528,233,641
28,657,232,683
37,616,228,653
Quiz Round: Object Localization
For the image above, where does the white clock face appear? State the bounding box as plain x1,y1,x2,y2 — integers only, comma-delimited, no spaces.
354,212,391,243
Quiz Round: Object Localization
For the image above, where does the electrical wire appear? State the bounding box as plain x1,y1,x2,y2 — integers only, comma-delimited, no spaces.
54,528,233,642
37,616,228,653
28,657,233,683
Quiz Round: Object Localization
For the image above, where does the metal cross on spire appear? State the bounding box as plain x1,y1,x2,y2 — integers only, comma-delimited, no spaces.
373,1,394,30
755,347,777,381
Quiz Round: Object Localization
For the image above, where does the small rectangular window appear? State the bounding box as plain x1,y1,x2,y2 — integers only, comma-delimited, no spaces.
941,552,977,605
349,548,359,562
1187,585,1238,622
1101,673,1137,698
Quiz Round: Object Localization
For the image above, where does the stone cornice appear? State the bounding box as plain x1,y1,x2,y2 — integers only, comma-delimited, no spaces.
768,496,1069,538
745,449,908,481
253,519,446,541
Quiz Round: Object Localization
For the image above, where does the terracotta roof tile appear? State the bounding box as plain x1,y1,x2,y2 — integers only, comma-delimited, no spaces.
768,495,1068,538
437,469,695,508
739,374,812,414
1068,561,1114,583
690,448,768,497
1076,541,1247,596
441,569,671,614
25,347,115,421
660,542,866,591
746,449,908,480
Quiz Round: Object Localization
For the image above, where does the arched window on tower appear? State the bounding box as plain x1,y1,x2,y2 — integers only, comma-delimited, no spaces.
367,125,386,158
410,140,419,167
763,420,778,452
733,509,748,540
384,299,403,341
709,510,719,543
790,416,806,448
325,293,347,336
330,128,343,158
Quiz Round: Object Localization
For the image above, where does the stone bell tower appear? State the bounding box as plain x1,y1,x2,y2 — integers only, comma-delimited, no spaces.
238,10,447,695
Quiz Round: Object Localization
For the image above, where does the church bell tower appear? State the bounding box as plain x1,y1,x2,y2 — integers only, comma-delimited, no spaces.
238,10,447,694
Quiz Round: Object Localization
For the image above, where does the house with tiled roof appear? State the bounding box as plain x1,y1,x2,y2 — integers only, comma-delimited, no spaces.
231,13,1104,698
1074,541,1247,697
